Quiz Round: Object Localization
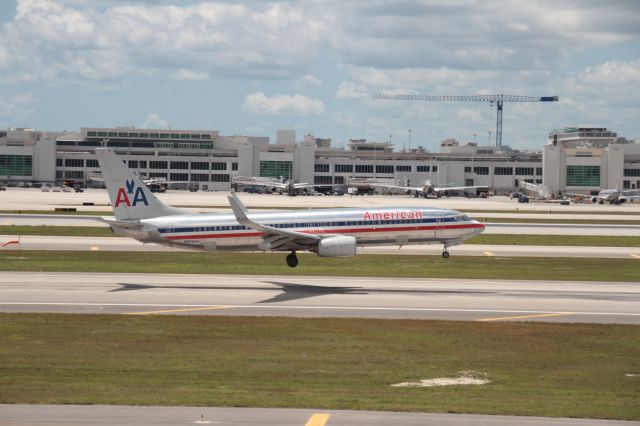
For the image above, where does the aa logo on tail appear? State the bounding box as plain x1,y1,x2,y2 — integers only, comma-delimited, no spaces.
115,179,149,207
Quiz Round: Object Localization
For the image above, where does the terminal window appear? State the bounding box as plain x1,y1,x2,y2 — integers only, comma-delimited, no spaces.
566,165,600,187
355,165,374,173
260,161,292,179
376,165,394,174
0,154,32,176
65,158,84,168
474,166,489,175
335,164,353,173
149,161,168,169
191,162,209,170
417,166,430,172
211,174,230,182
515,167,534,176
190,173,209,182
315,164,330,173
314,175,332,184
494,167,513,175
396,165,412,172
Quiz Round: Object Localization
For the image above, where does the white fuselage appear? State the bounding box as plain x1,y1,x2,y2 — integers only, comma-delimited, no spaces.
131,206,484,252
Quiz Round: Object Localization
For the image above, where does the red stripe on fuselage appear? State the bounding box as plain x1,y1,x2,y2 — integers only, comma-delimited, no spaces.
164,223,484,241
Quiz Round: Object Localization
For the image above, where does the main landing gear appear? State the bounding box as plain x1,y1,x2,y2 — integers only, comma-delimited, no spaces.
442,243,450,259
286,251,299,268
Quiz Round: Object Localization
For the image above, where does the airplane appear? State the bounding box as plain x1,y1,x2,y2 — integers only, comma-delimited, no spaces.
370,180,488,198
233,176,316,196
563,188,640,205
517,181,551,199
95,148,485,267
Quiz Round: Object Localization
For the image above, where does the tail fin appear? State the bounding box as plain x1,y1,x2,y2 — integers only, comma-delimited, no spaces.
95,148,190,220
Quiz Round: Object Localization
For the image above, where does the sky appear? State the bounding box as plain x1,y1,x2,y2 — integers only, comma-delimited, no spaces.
0,0,639,151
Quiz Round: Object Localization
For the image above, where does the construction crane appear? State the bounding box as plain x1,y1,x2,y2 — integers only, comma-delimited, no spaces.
373,93,558,148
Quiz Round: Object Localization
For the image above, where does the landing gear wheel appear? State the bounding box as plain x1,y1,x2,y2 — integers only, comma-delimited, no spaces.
286,251,298,268
442,251,450,259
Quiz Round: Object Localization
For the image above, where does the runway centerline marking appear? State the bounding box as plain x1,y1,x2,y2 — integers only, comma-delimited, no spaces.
477,312,572,322
124,306,235,315
305,413,330,426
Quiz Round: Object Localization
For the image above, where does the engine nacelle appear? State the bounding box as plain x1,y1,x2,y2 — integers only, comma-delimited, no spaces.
317,235,357,257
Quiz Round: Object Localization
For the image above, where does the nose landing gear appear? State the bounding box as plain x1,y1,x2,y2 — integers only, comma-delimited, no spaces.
286,251,298,268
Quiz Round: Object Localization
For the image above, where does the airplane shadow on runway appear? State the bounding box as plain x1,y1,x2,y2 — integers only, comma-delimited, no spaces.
109,281,494,304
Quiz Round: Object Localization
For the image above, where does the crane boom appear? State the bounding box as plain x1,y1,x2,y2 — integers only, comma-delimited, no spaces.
373,93,558,147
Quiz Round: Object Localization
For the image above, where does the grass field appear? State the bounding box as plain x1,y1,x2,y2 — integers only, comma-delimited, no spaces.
0,314,638,419
0,250,638,281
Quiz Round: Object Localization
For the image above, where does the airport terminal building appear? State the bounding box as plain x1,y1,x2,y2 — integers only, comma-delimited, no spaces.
1,126,639,195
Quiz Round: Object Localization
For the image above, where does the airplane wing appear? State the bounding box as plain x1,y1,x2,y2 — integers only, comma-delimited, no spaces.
227,193,320,251
370,183,424,192
292,183,316,189
433,185,488,192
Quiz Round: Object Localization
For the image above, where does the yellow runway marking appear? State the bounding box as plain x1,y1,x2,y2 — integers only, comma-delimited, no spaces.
124,306,234,315
477,312,572,322
483,251,495,256
630,254,640,259
305,413,331,426
90,246,99,251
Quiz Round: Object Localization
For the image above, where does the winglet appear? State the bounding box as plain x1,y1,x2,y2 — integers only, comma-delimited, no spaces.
228,192,258,229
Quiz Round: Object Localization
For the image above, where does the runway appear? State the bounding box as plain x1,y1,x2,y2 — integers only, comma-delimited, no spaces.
1,272,638,324
2,234,639,258
2,404,637,426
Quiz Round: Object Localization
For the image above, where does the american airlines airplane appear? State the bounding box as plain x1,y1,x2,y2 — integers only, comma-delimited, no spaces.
371,180,488,198
95,148,485,267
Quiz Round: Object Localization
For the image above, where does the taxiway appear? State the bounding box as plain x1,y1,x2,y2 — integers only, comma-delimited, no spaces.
1,272,638,324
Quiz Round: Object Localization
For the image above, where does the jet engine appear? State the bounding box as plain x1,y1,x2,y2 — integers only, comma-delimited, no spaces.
317,235,357,257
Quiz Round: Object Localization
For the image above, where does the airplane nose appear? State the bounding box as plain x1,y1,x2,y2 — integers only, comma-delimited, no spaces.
474,220,486,233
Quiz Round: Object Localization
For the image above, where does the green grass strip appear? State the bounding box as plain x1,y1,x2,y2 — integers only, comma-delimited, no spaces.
466,234,640,247
1,251,638,281
477,217,640,225
0,225,115,237
0,314,638,419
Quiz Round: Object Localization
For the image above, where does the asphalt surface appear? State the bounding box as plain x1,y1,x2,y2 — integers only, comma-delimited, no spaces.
2,405,637,426
1,272,638,324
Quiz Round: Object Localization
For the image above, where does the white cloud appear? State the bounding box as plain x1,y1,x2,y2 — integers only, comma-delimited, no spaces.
0,0,326,84
295,74,322,90
335,81,368,99
0,93,36,124
170,69,210,81
244,92,324,116
141,112,170,129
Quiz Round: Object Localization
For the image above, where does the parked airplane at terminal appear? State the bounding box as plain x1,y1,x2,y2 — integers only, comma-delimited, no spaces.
95,148,485,266
564,188,640,205
233,176,315,196
371,180,488,198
